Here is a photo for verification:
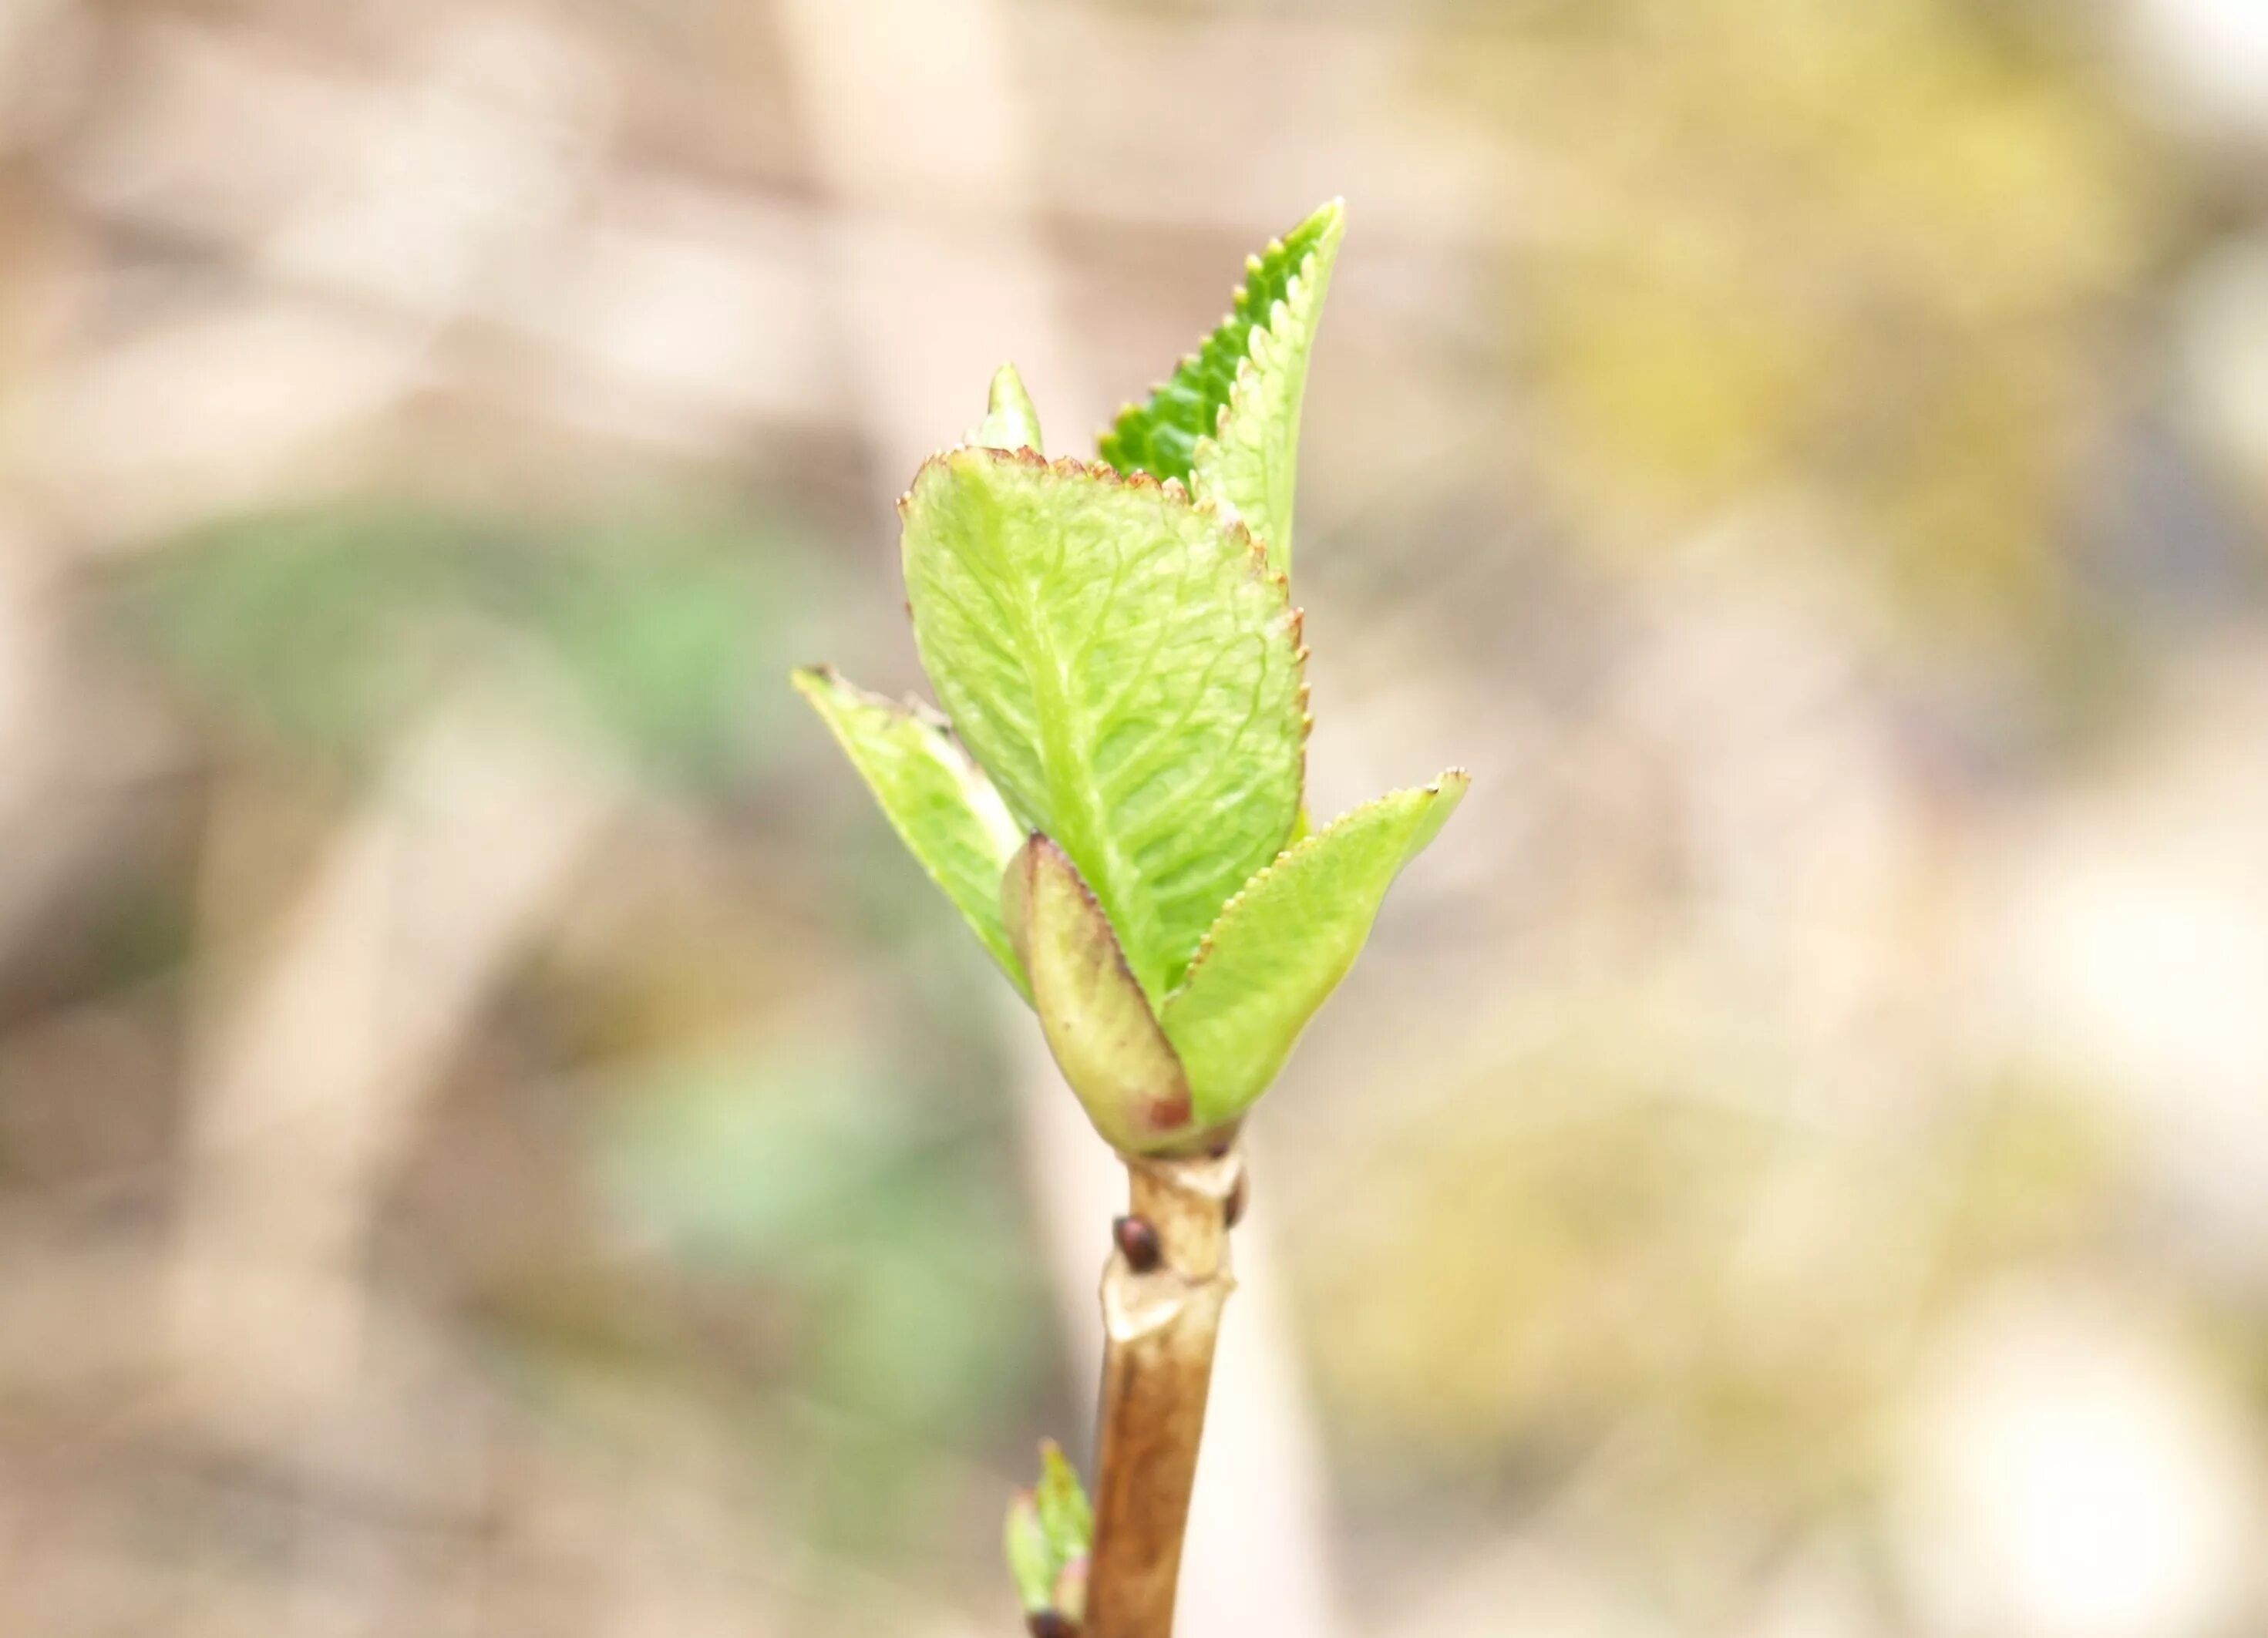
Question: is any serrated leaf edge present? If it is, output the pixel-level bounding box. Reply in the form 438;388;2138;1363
1095;200;1346;477
1169;767;1470;997
1197;220;1343;449
1187;216;1341;564
896;442;1316;765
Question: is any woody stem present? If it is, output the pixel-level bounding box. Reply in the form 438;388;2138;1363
1078;1145;1244;1638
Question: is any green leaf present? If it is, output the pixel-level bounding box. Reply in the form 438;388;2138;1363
1098;200;1345;510
969;362;1045;453
1004;1491;1055;1614
1053;1554;1089;1625
1035;1439;1094;1566
1163;771;1469;1125
1002;833;1195;1152
903;448;1306;1002
1189;205;1342;574
792;665;1028;995
1004;1441;1092;1620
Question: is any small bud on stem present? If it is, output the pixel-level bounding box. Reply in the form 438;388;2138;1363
1112;1215;1163;1272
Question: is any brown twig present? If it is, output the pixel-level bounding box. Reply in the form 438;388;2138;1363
1082;1144;1246;1638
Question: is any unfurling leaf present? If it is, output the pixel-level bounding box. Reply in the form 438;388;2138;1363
791;665;1028;994
1004;833;1195;1152
1165;772;1469;1124
903;447;1306;1004
1190;203;1343;573
1004;1490;1056;1614
1099;200;1344;522
1004;1441;1094;1623
971;362;1045;454
1035;1438;1095;1566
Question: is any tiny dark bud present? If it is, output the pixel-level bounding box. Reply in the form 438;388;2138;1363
1225;1172;1249;1229
1028;1612;1074;1638
1113;1215;1162;1273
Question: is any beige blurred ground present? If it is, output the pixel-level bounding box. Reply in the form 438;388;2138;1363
2;1;2267;1634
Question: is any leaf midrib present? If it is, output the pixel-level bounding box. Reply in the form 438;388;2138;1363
967;463;1166;1002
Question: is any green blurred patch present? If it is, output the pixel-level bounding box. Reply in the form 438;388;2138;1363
110;496;818;790
594;1046;1045;1546
599;1050;909;1264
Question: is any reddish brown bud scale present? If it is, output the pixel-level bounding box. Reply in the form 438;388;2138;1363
1112;1215;1163;1273
1143;1088;1194;1133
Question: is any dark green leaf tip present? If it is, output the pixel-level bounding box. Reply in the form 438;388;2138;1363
1096;200;1348;489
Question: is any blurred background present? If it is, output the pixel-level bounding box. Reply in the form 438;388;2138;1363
2;0;2266;1633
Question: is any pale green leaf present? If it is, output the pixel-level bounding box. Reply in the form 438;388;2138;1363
1164;771;1469;1124
1004;1491;1055;1614
792;665;1028;995
1035;1439;1093;1567
1189;206;1342;573
903;448;1305;1002
1099;200;1344;504
969;362;1044;454
1004;1441;1092;1620
1002;833;1196;1153
1053;1554;1089;1624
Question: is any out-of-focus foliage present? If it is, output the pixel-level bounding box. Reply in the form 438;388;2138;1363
1304;1071;2122;1468
116;499;812;789
1433;0;2167;637
599;1047;1045;1453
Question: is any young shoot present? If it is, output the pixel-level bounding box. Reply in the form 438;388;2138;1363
795;200;1466;1637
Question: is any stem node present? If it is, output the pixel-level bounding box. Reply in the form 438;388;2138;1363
1083;1145;1247;1638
